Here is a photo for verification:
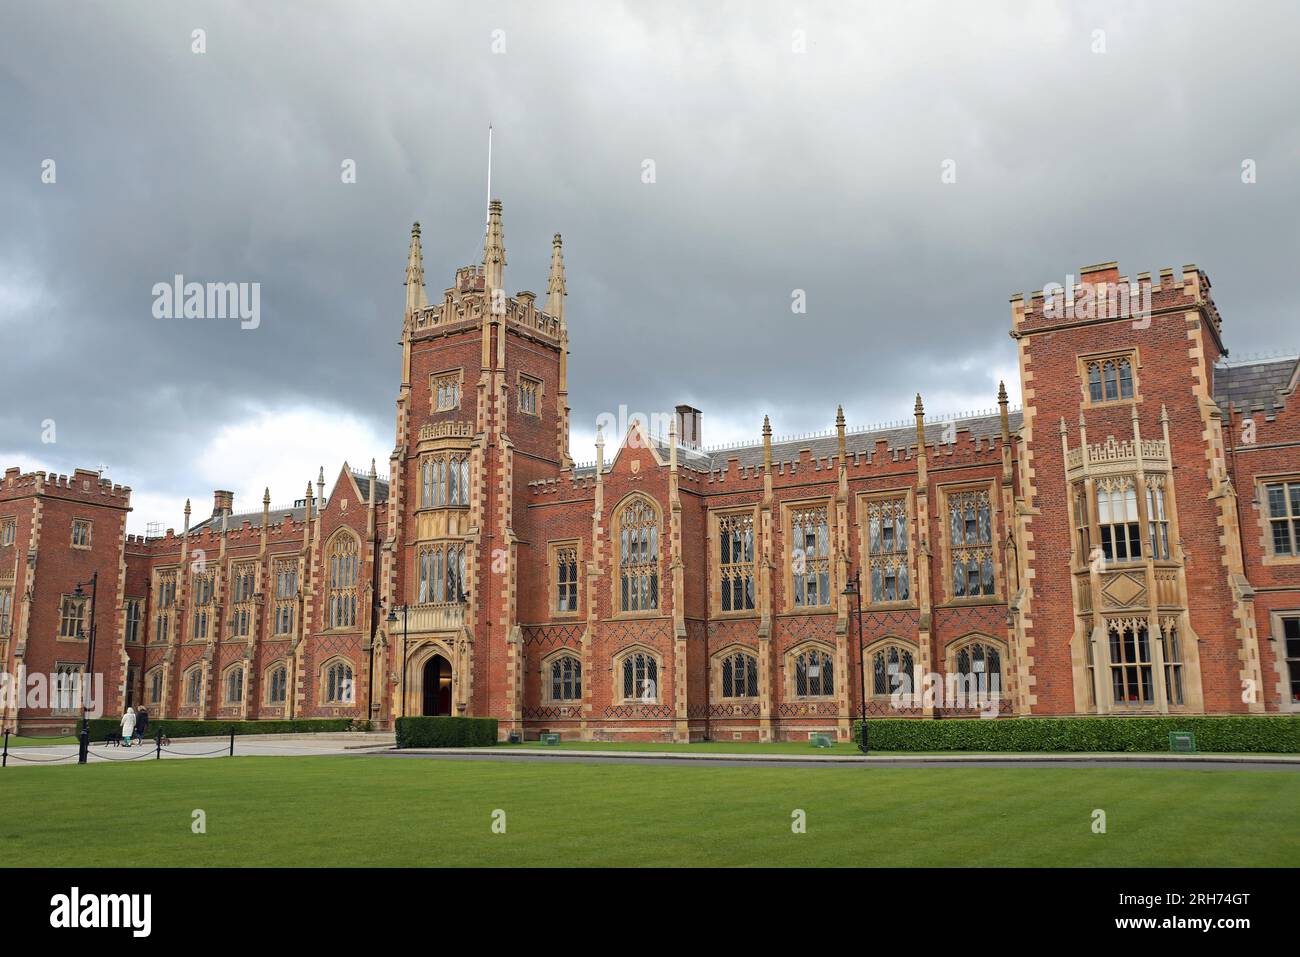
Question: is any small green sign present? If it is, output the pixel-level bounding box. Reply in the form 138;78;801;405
1169;731;1196;754
540;732;561;746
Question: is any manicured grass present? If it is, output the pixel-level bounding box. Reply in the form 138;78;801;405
4;735;79;748
3;756;1297;867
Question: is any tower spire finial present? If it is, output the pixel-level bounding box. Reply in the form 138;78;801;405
546;233;567;322
485;123;493;236
404;222;427;316
836;405;847;465
484;199;506;297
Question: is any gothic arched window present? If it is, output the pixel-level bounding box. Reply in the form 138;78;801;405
324;659;354;705
793;646;835;698
720;650;759;699
619;651;659;703
223;664;244;704
953;638;1004;702
326;533;359;629
548;654;582;702
183;667;202;706
266;663;287;705
870;643;915;698
618;498;659;612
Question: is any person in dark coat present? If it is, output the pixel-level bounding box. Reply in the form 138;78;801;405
135;706;149;744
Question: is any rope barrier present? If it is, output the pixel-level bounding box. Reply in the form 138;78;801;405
2;732;236;765
90;748;161;762
4;752;79;764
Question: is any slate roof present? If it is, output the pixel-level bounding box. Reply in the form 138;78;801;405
1214;357;1299;417
700;410;1019;471
186;469;390;534
570;409;1022;477
351;472;391;504
189;505;308;534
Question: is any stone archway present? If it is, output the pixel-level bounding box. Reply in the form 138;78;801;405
404;640;456;718
422;654;453;716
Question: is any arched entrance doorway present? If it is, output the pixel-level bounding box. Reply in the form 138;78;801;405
422;655;453;716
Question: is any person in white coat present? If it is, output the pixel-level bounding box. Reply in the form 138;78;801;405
120;706;136;747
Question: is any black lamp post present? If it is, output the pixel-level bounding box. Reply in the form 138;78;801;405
842;570;868;754
387;604;409;718
73;573;98;764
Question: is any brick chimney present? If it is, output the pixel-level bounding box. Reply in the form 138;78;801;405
675;405;702;449
212;490;234;516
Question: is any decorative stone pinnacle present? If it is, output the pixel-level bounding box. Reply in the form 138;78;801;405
914;393;924;416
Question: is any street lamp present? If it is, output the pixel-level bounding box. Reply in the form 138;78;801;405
386;604;409;718
842;570;868;754
73;573;98;765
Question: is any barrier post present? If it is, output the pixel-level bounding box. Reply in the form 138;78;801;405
2;729;8;768
229;730;235;757
155;728;162;760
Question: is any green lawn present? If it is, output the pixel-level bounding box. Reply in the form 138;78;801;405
3;755;1297;867
4;735;79;748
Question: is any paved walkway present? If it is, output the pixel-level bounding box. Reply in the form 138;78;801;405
6;735;1296;771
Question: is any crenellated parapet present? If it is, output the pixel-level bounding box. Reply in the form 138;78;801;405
1011;262;1223;351
2;466;132;505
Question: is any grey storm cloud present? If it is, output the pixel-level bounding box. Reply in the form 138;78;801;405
2;0;1298;529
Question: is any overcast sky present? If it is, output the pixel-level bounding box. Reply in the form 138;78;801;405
2;1;1298;533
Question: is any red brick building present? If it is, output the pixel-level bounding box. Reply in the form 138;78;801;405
4;205;1298;738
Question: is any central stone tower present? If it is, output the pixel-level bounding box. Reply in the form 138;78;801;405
383;203;570;731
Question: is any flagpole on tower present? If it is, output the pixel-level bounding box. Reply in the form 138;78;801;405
485;123;493;236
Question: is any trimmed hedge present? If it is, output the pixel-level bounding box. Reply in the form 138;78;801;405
395;716;498;748
86;718;365;740
852;716;1300;753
